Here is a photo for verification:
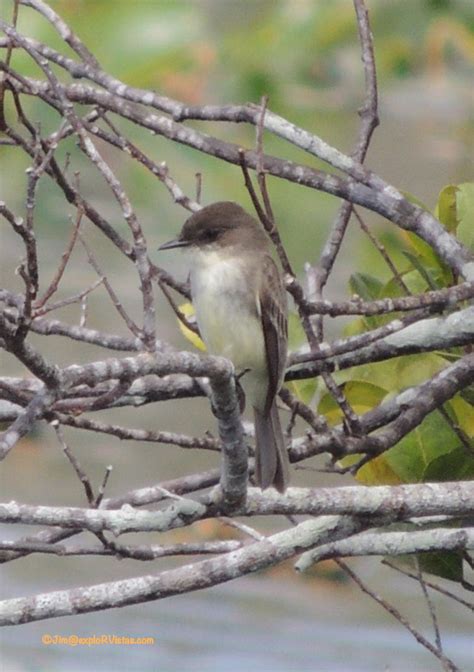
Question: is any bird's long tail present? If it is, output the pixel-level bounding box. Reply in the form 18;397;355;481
254;401;290;492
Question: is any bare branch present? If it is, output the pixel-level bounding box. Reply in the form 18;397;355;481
0;538;242;559
3;68;472;279
0;516;387;625
1;482;472;534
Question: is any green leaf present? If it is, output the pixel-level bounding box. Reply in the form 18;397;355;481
393;551;464;583
384;409;464;483
350;353;445;394
322;380;402;486
393;268;430;295
423;446;474;481
342;358;402;390
460;386;474;407
402;231;441;268
343;316;367;337
379;274;409;299
402;251;438;290
287;379;319;406
288;312;306;350
437;350;463;363
319;380;388;425
348;273;386;331
349;273;383;300
456;182;474;251
418;552;464;583
392;353;446;389
354;454;404;485
400;191;430;211
435;184;459;232
446;396;474;437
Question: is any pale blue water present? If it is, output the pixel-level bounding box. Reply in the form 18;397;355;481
1;568;473;671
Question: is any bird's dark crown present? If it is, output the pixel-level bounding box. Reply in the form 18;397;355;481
179;201;261;247
159;201;268;252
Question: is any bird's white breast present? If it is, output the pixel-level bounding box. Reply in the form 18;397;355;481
190;249;267;407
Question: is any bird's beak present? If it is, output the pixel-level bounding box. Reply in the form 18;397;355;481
158;237;190;250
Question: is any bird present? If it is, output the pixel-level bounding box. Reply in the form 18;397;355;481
159;201;290;492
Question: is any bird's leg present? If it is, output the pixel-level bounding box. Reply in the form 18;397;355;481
209;368;248;417
235;368;251;413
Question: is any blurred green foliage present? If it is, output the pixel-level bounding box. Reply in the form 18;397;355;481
1;0;473;267
17;0;471;105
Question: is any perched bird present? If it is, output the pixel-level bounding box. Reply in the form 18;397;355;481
159;201;290;492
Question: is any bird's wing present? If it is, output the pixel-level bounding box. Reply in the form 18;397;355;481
258;255;288;415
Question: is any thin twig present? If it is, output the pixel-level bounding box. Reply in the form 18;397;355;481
219;517;265;542
195;172;202;204
33;277;104;318
336;559;460;672
382;559;474;613
78;233;142;338
158;279;200;336
52;421;94;504
312;0;380;338
0;0;19;130
353;208;410;294
415;556;443;653
35;205;83;309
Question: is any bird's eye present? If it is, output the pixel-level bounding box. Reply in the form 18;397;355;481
203;228;219;242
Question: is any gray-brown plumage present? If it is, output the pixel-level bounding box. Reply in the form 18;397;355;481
159;201;290;492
